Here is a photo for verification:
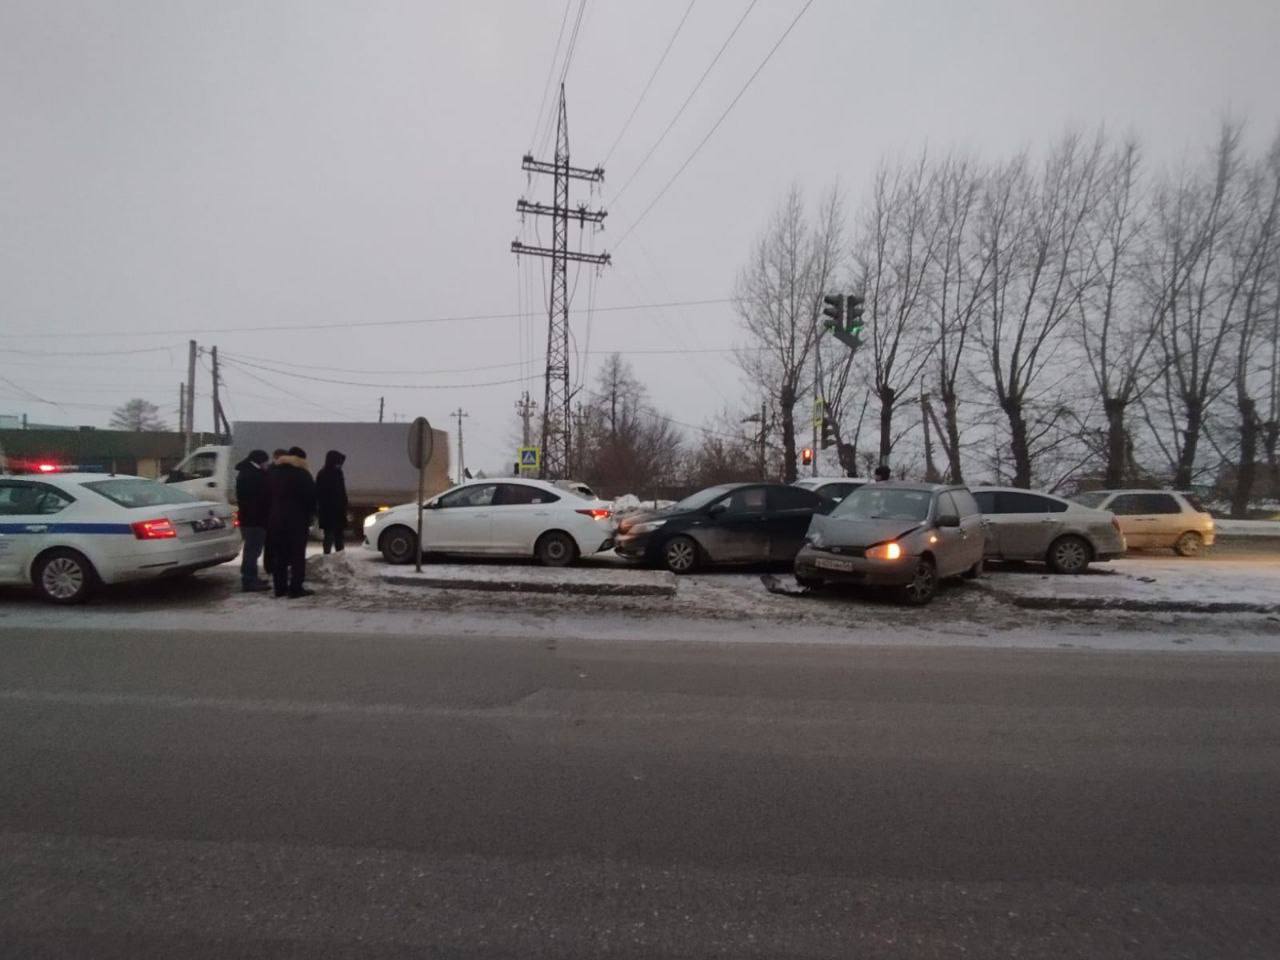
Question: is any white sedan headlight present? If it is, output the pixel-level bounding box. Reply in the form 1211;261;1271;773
629;519;667;535
363;513;382;528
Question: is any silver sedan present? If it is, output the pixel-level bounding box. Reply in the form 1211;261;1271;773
971;486;1126;574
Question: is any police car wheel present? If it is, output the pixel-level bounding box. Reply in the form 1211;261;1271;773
34;548;97;605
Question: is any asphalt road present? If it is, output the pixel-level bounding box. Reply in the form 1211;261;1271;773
2;627;1278;959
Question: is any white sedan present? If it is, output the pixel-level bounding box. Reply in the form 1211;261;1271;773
364;478;614;567
0;473;239;603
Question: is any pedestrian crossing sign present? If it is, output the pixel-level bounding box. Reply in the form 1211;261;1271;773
518;446;540;468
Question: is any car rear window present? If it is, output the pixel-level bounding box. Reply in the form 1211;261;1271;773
81;478;204;509
1181;493;1208;513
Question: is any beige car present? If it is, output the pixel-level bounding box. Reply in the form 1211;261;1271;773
1071;490;1215;556
972;487;1126;574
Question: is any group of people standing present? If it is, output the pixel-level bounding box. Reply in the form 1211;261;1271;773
234;448;349;597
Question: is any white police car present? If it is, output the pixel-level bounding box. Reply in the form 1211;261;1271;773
0;473;239;603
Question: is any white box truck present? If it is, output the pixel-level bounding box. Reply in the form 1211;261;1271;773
164;421;451;530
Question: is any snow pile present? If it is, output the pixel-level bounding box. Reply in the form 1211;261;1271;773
1216;519;1280;537
984;557;1280;613
611;494;675;517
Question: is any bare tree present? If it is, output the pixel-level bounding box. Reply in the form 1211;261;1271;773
572;354;685;493
1145;123;1254;489
735;186;844;482
976;133;1106;488
110;398;168;432
1227;133;1280;515
925;154;990;482
1076;137;1162;488
854;153;945;468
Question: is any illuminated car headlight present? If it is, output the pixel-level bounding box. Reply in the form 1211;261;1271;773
864;541;903;561
629;519;667;535
363;513;381;528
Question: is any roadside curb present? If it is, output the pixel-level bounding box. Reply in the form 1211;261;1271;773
977;582;1280;615
379;568;677;598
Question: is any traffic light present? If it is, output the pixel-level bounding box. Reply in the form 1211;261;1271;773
820;294;844;330
846;294;865;333
820;416;836;450
801;446;814;467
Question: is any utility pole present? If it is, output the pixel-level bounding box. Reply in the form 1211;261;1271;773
511;84;610;480
515;391;536;447
184;340;197;453
178;383;185;440
451;407;469;483
209;346;230;440
378;397;385;424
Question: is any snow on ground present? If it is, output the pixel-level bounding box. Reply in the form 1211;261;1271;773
1217;519;1280;537
983;556;1280;612
3;544;1279;653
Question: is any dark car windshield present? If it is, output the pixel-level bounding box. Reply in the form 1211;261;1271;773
832;486;933;522
672;485;735;513
82;478;204;509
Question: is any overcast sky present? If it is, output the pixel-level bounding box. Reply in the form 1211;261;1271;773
2;0;1278;473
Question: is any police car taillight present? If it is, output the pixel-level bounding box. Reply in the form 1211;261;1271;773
37;463;58;473
132;518;178;540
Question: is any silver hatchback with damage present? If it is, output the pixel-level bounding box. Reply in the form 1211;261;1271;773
793;482;985;605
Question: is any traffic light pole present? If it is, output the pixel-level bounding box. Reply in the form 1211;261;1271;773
811;346;820;477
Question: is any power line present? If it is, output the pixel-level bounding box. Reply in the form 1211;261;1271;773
0;297;734;339
217;359;367;420
529;0;574;149
0;344;181;358
614;0;818;250
219;343;762;379
535;0;589;158
601;0;698;167
610;0;760;207
224;355;536;391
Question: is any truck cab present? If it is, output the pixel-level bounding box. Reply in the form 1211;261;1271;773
165;446;232;503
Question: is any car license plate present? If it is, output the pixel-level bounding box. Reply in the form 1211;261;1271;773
815;557;854;572
191;518;226;532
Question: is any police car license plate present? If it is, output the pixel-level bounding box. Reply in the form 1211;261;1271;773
815;557;853;572
192;518;226;532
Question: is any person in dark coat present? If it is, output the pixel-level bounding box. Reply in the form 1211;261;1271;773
234;449;272;592
267;446;317;598
262;448;288;575
314;450;349;554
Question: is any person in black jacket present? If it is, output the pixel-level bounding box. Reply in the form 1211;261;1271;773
262;448;288;575
267;446;317;598
234;449;272;592
315;450;349;554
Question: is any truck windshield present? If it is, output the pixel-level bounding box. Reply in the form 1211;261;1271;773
82;478;204;509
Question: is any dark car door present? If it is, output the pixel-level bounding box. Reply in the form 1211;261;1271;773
700;485;770;563
766;485;824;561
